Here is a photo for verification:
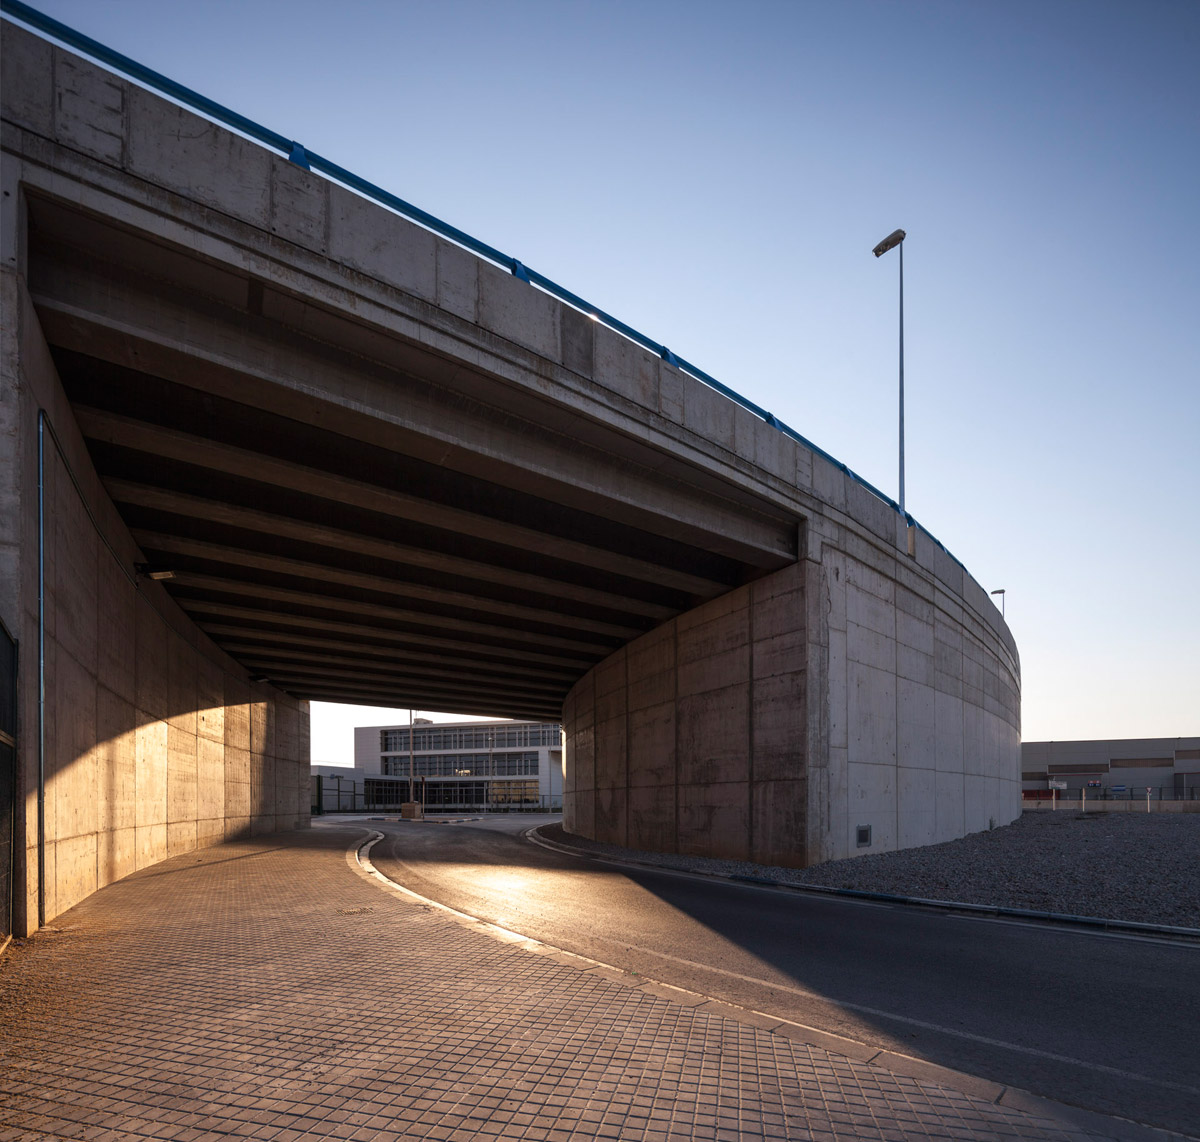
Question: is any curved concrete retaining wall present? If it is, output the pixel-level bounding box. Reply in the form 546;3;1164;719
564;503;1021;866
1;279;310;936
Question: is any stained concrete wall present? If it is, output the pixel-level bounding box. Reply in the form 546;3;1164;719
563;562;809;865
566;510;1021;866
1;219;309;938
813;533;1020;861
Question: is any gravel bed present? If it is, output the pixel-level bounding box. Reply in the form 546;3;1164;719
541;809;1200;929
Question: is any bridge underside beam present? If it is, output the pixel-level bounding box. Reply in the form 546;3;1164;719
24;196;801;715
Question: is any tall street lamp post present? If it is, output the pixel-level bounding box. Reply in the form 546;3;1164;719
873;228;907;513
991;588;1006;619
408;708;416;804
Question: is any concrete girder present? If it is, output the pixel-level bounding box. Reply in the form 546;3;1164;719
274;676;559;724
228;651;565;702
103;479;677;622
182;602;595;672
131;530;649;641
236;649;566;698
24;194;803;552
194;625;580;686
70;405;734;599
167;572;620;658
221;648;569;702
29;263;799;569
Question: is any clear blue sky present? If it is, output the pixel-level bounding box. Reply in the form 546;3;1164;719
12;0;1198;758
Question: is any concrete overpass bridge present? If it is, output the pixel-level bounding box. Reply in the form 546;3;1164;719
0;8;1020;938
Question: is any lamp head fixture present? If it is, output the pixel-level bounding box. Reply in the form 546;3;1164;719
873;229;906;258
135;562;175;581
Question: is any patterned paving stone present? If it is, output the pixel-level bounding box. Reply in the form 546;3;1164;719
1;830;1125;1140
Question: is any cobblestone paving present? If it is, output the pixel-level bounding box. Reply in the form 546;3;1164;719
0;830;1128;1141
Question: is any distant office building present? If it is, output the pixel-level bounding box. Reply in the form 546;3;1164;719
316;719;565;812
1021;737;1200;802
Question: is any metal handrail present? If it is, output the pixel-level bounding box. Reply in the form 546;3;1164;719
2;0;967;572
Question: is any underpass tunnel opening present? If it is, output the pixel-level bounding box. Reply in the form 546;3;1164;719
10;186;800;931
24;192;797;725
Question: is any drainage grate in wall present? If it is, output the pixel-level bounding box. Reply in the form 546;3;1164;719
856;825;872;848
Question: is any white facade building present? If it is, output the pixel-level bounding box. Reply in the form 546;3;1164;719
338;719;564;811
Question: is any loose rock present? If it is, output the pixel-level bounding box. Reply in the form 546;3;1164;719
547;810;1200;929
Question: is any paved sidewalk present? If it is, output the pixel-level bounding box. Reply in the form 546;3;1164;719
0;829;1166;1141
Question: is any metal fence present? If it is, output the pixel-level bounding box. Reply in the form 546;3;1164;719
1023;786;1199;803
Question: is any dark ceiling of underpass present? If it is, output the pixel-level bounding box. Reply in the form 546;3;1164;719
29;197;799;721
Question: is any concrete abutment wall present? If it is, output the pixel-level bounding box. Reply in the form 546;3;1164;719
566;520;1021;866
564;560;810;866
1;260;309;938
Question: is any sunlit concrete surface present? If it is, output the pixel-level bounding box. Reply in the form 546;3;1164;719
1;19;1018;932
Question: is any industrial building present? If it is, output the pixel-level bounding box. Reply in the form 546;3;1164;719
1021;737;1200;804
312;720;563;813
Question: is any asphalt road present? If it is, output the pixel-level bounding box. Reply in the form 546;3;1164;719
365;815;1200;1137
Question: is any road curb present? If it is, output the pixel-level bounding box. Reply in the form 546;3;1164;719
526;827;1200;944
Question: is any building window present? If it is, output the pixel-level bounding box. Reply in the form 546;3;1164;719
382;750;540;778
489;780;540;806
380;723;560;756
365;779;406;807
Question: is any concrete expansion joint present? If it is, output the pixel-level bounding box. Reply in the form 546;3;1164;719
526;827;1200;946
343;830;1182;1142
